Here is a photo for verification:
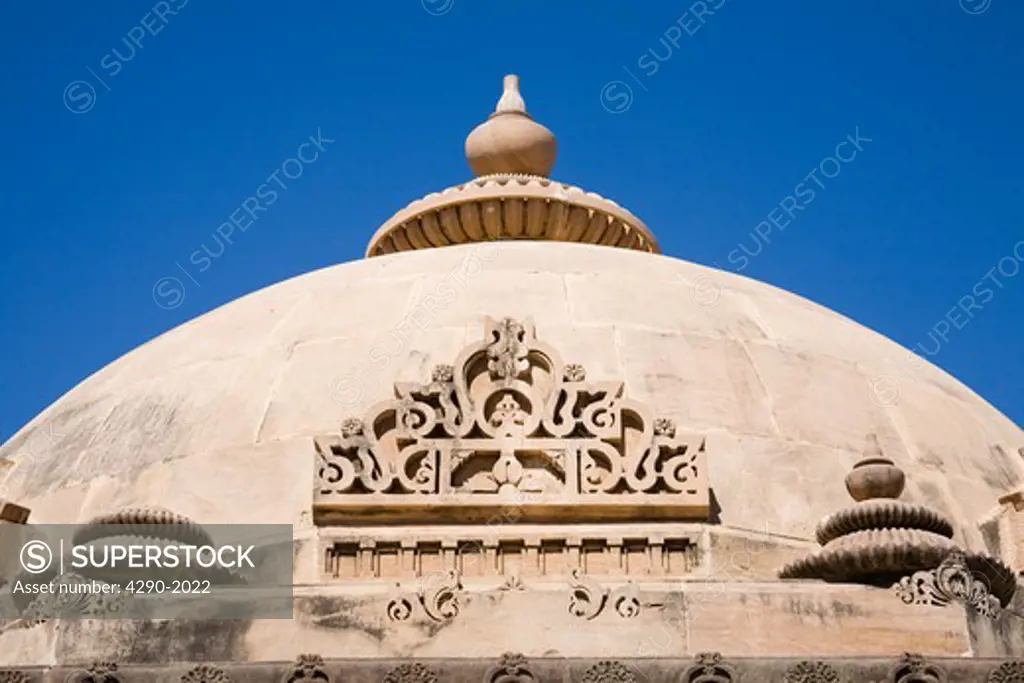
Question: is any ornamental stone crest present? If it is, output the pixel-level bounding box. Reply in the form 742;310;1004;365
681;653;736;683
894;550;1003;617
283;654;330;682
314;317;709;525
889;653;946;683
484;653;536;683
73;662;120;683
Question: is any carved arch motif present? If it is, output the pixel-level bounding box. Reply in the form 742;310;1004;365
681;653;736;683
283;654;330;682
889;653;946;683
314;317;709;524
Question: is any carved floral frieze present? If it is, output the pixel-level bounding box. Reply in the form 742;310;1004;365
314;317;709;524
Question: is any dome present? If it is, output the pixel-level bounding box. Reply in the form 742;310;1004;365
1;240;1020;550
1;74;1023;671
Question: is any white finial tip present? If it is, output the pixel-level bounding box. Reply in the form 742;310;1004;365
495;74;527;115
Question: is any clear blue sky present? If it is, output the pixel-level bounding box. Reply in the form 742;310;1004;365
0;0;1021;442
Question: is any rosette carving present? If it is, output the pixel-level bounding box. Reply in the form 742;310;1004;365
581;661;638;683
383;663;437;683
181;665;230;683
989;661;1024;683
314;316;709;525
783;661;841;683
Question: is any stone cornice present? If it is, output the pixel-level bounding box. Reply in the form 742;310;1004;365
12;654;1024;683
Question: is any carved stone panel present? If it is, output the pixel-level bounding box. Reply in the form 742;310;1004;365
314;317;709;525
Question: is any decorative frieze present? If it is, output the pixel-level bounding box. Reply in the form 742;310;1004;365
321;530;698;581
12;657;1024;682
314;317;709;525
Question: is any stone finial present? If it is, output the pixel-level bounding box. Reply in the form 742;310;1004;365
465;74;557;177
844;433;906;501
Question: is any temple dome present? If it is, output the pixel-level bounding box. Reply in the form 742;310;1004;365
1;241;1020;552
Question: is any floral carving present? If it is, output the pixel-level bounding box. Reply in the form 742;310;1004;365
989;661;1024;683
432;364;454;383
888;653;946;683
314;317;709;525
653;418;676;438
894;550;1002;617
181;665;230;683
564;364;586;382
783;661;840;683
0;672;30;683
681;652;736;683
581;661;638;683
383;663;438;683
484;653;536;683
340;418;363;438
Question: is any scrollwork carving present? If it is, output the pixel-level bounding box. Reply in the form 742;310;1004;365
681;652;736;683
283;654;329;682
893;550;1002;617
313;317;710;525
419;569;462;621
386;570;463;622
568;568;608;620
610;583;641;619
0;672;30;683
783;661;841;683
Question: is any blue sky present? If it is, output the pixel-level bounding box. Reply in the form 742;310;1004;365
0;0;1021;442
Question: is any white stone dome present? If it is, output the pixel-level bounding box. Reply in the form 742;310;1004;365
1;241;1020;551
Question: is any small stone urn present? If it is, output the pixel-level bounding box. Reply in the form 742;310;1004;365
844;434;906;501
